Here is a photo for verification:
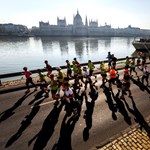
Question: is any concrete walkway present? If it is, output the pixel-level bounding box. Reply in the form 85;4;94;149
1;62;150;150
91;115;150;150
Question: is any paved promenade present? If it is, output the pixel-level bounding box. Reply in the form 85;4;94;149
91;116;150;150
0;61;150;150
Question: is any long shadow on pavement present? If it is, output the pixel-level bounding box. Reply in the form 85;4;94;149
5;97;46;148
111;90;132;125
51;89;87;149
123;96;150;137
131;76;150;94
83;84;98;141
101;85;117;120
28;90;45;105
0;91;34;123
73;89;85;117
52;113;79;150
28;101;64;150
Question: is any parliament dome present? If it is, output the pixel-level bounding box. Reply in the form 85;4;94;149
74;10;83;26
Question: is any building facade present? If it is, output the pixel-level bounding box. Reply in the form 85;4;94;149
0;23;29;36
31;10;149;37
0;11;150;37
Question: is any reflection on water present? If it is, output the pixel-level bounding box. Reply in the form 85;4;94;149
59;41;69;55
41;37;55;53
0;36;29;43
0;36;136;74
40;37;112;57
0;36;30;52
89;39;98;52
74;40;84;57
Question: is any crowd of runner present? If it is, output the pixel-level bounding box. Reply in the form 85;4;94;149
22;52;149;116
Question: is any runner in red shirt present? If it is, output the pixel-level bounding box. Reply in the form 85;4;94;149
23;67;37;94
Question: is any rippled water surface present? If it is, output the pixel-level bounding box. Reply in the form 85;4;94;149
0;36;136;74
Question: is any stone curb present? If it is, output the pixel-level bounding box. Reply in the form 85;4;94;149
90;115;150;150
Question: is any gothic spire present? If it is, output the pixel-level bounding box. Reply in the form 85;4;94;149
85;16;88;27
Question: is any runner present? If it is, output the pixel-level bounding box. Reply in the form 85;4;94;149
62;77;70;91
63;82;79;116
73;57;80;65
141;64;149;86
130;57;138;77
37;69;49;97
88;60;95;76
106;51;112;71
83;67;93;91
108;66;117;90
111;54;117;69
72;70;82;100
56;67;64;95
23;67;37;94
77;64;85;84
72;60;78;77
136;52;141;69
141;55;147;71
125;56;130;69
49;74;59;102
44;60;52;77
66;60;72;78
100;62;108;86
120;67;132;99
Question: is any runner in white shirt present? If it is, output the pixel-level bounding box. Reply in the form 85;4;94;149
63;82;78;116
141;65;149;86
64;86;74;103
83;67;92;90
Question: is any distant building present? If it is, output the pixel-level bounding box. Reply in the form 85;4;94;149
89;20;98;27
0;10;150;37
73;10;83;26
32;10;149;37
57;17;66;27
0;23;29;36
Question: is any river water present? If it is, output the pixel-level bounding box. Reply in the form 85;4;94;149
0;36;136;75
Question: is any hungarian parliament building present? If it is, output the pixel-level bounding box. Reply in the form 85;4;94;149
0;11;150;37
31;10;150;37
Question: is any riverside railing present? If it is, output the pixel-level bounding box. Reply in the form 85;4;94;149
0;57;128;79
1;56;149;83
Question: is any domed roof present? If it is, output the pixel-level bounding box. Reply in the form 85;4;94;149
74;10;82;21
74;10;83;26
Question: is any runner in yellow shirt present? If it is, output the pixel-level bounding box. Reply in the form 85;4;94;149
88;60;95;76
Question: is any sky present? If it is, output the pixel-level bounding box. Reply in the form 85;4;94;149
0;0;150;29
